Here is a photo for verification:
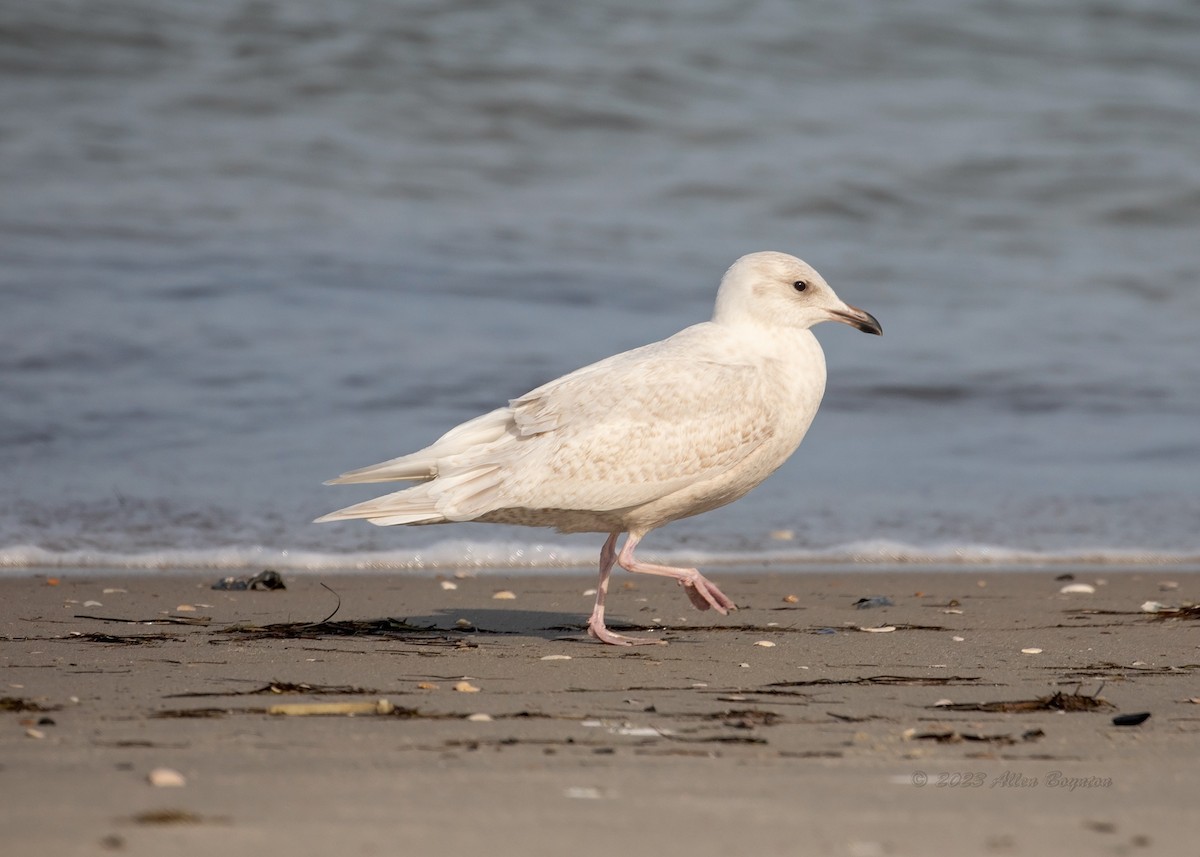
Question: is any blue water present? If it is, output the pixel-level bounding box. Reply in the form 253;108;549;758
3;0;1199;571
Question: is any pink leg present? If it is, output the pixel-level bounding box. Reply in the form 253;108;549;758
617;533;736;614
587;532;666;646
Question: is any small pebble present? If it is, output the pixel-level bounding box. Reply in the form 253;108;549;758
102;588;127;594
1059;583;1095;594
1141;601;1170;613
455;618;473;628
492;590;517;600
453;681;481;693
564;787;603;800
466;713;493;722
82;600;102;607
739;663;750;668
540;654;572;661
782;594;799;604
147;767;187;788
952;636;965;642
416;682;439;690
859;626;896;633
582;588;597;597
932;699;953;707
25;728;46;739
175;604;196;612
440;580;458;590
1112;712;1151;727
1021;648;1043;654
754;640;776;648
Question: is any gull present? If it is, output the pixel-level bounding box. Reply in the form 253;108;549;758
316;251;881;645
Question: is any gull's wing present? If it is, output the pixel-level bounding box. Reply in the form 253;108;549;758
316;326;778;524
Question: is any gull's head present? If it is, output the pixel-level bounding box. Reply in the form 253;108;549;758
712;251;882;335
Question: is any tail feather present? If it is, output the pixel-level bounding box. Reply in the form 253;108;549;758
314;464;507;526
312;487;443;525
324;408;513;485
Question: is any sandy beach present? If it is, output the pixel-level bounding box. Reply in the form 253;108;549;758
2;567;1197;856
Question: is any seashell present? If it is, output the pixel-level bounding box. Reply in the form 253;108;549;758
148;767;186;788
1059;583;1095;594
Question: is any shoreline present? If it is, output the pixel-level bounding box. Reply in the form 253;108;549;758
3;568;1197;855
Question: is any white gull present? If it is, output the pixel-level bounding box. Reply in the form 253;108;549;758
316;251;881;645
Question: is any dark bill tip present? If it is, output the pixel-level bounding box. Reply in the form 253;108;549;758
831;304;882;336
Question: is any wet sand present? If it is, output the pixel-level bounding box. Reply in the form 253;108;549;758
2;568;1198;856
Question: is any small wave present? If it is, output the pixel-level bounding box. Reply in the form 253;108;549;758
2;539;1197;574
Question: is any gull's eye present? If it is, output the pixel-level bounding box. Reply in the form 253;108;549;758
792;280;808;292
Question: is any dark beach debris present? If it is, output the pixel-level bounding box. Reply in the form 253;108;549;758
1;696;62;713
68;631;187;645
912;728;1046;745
766;674;984;689
1144;604;1200;621
216;617;492;644
153;707;249;719
778;749;845;759
1112;712;1151;726
1065;604;1200;621
705;709;782;728
211;569;286;591
826;711;887;723
933;686;1113;713
164;681;382;699
129;809;229;826
1051;661;1199;679
74;614;211;626
669;734;768;745
854;596;894;609
152;704;573;721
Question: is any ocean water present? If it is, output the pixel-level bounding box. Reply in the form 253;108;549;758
2;0;1199;572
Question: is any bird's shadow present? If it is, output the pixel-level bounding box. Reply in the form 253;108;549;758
406;608;671;640
219;608;638;643
411;608;590;639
